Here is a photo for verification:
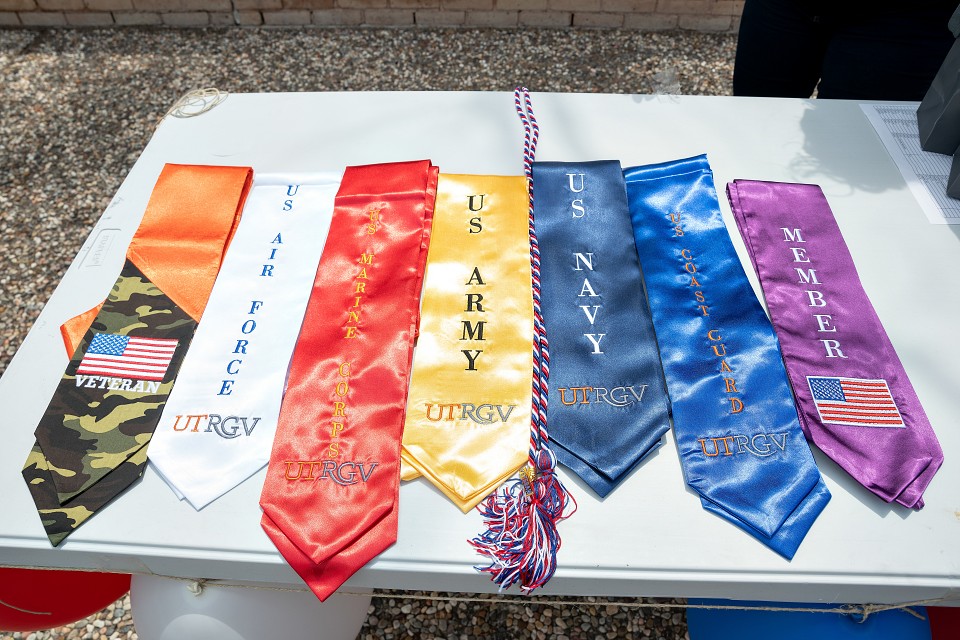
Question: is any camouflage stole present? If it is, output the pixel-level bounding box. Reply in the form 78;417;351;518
23;163;252;546
24;261;196;545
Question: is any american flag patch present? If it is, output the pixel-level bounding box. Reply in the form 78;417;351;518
807;376;905;428
76;333;179;381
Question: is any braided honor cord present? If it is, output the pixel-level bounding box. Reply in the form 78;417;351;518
470;87;577;593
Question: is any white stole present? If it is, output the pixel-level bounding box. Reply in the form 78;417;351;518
148;173;340;509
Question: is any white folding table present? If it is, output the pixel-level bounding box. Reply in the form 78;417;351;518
1;92;957;636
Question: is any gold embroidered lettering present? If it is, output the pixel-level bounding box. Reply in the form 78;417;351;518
284;461;304;480
366;206;382;235
325;362;351;459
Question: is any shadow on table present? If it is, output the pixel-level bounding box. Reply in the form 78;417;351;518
793;102;902;195
796;101;960;243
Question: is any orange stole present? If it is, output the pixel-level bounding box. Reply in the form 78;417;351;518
60;164;252;354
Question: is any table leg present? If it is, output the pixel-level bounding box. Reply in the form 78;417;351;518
130;574;371;640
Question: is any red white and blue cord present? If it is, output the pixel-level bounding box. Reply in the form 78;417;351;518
470;87;577;593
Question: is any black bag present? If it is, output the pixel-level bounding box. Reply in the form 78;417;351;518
948;145;960;199
918;37;960;155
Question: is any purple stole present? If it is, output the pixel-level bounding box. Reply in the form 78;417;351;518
727;180;943;509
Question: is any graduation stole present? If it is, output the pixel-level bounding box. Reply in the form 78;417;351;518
23;164;253;545
147;174;340;510
532;160;671;497
259;160;438;602
400;173;533;512
624;155;830;560
726;179;943;509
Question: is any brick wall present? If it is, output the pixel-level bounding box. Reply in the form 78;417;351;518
0;0;743;30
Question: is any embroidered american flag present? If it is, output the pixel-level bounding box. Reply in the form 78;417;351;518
76;333;179;381
807;376;904;428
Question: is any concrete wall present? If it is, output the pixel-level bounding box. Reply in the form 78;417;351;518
0;0;744;31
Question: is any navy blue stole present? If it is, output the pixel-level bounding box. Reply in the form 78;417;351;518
623;155;830;559
533;160;671;497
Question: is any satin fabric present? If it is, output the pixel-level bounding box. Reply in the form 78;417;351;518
624;155;829;559
533;161;671;497
400;174;533;512
726;179;943;509
259;160;438;602
58;165;253;353
148;174;341;509
24;164;252;545
60;304;100;356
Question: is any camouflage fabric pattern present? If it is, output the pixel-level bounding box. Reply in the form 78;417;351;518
23;259;197;546
23;442;146;546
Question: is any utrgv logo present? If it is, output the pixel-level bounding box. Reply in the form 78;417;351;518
423;403;517;424
697;432;789;458
283;460;378;486
171;414;260;439
558;385;648;407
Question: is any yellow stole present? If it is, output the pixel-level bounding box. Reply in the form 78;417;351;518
401;174;532;511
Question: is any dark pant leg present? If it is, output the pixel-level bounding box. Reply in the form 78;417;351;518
817;1;957;100
733;0;831;98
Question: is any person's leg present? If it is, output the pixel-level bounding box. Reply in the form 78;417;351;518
816;0;956;100
733;0;831;98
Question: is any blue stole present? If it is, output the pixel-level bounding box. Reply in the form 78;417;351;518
533;160;671;497
623;155;830;559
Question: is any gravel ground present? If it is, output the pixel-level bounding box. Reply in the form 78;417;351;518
0;26;736;640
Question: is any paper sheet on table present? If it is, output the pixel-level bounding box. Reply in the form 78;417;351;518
861;103;960;225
